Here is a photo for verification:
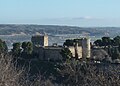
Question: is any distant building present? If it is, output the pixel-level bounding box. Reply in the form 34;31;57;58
31;34;48;47
67;38;91;59
32;34;62;61
31;34;91;61
33;46;63;61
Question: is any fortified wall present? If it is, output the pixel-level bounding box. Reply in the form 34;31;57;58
31;34;91;61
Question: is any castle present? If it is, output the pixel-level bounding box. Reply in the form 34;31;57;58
31;34;91;61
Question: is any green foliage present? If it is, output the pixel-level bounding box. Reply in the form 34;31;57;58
102;37;112;46
63;39;74;46
22;42;33;54
12;42;22;56
11;41;33;58
94;39;103;46
118;44;120;52
107;45;113;57
114;36;120;46
26;42;33;54
60;48;72;61
63;39;82;47
0;39;8;53
94;36;120;61
22;42;28;51
112;48;120;60
94;36;120;47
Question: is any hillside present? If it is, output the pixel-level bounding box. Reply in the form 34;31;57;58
0;24;120;37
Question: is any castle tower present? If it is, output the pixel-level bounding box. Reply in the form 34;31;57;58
82;38;91;59
31;34;48;47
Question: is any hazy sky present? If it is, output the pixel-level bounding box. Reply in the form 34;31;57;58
0;0;120;27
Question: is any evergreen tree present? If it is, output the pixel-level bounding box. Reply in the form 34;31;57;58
26;42;33;54
60;48;72;61
102;37;111;47
118;44;120;52
107;45;112;57
12;42;21;56
22;42;33;54
112;48;120;60
21;42;33;59
0;39;8;53
94;39;103;46
113;36;120;46
22;42;28;53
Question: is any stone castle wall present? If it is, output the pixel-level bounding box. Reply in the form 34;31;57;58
44;48;63;61
68;46;82;59
32;35;91;60
34;46;62;61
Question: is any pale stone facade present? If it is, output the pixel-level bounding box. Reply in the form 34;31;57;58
82;38;91;58
68;46;82;59
31;35;91;61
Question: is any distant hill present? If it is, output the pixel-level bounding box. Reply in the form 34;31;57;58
0;24;120;37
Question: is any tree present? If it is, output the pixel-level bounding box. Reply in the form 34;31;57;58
22;42;33;54
94;39;103;46
63;39;82;47
21;42;33;59
112;48;120;60
22;42;28;52
118;44;120;52
60;48;72;61
12;42;21;56
102;37;111;47
107;45;113;57
63;39;74;46
113;36;120;46
26;42;33;54
0;39;8;53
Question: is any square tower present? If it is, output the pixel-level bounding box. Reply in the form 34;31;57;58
31;34;48;47
82;38;91;59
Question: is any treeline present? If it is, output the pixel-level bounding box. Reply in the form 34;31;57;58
0;39;38;60
94;36;120;47
11;42;33;58
94;36;120;62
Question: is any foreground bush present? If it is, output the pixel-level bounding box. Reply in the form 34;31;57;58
0;53;24;86
0;53;54;86
0;53;120;86
57;60;120;86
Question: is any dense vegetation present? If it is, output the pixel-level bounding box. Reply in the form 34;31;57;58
94;36;120;47
0;39;8;53
0;37;120;86
94;36;120;62
63;39;83;46
11;42;33;58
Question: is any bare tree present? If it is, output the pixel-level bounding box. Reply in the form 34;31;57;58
57;60;120;86
0;53;54;86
